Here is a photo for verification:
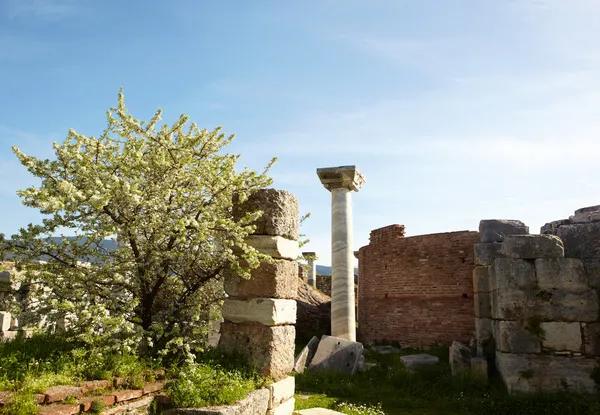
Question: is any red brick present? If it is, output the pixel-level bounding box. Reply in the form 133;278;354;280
38;403;80;415
142;381;166;395
80;380;111;393
357;228;479;347
80;395;116;411
44;386;83;404
113;389;143;402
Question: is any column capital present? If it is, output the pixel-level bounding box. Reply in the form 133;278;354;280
302;252;317;259
317;165;365;192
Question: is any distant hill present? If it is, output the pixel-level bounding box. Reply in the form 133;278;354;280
316;265;358;276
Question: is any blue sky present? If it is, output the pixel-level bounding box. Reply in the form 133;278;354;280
1;0;599;266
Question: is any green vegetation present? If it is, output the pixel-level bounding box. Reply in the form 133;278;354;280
294;348;600;415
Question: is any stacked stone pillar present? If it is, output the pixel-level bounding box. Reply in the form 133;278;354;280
474;213;600;394
219;189;299;414
317;165;365;342
302;252;317;288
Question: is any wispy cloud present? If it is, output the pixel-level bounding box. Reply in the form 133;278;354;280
5;0;83;21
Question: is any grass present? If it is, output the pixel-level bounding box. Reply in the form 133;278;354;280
294;347;600;415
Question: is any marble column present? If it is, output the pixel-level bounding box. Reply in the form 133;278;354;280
302;252;317;288
317;166;365;341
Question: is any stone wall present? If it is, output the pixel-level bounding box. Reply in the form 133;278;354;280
357;225;479;347
219;189;298;414
315;275;331;296
475;211;600;394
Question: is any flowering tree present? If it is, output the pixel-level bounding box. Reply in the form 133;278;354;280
0;90;274;358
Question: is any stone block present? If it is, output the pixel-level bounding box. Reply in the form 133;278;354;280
222;298;296;326
495;351;598;394
246;235;299;260
473;267;491;293
492;259;536;291
479;219;529;243
500;235;564;259
475;318;493;344
540;322;582;352
113;389;143;402
541;219;572;235
224;259;298;299
308;335;364;375
474;291;491;318
583;259;600;289
38;404;80;415
236;388;270;415
450;341;473;376
233;189;299;240
492;289;537;320
470;357;488;382
557;222;600;259
536;289;599;322
399;354;440;371
535;258;588;292
219;322;295;381
572;205;600;223
267;397;295;415
294;336;320;373
268;376;295;409
295;410;345;415
0;312;10;332
474;243;504;266
583;322;600;356
496;320;541;353
371;345;402;354
44;386;83;403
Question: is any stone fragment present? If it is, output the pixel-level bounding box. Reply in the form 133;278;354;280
449;341;473;375
38;404;80;415
572;205;600;223
470;357;488;382
540;322;582;352
479;219;529;243
472;267;491;293
308;335;364;375
496;320;541;354
236;388;270;415
371;345;402;354
219;322;295;381
44;386;83;403
500;235;564;259
0;312;10;332
79;379;112;393
492;258;536;291
233;189;299;240
399;354;440;371
266;397;295;415
222;298;296;326
113;389;143;402
583;322;600;356
536;289;599;322
495;351;598;394
541;219;572;235
535;258;588;292
245;235;299;260
294;336;320;373
474;291;491;318
224;259;298;299
474;243;504;266
142;381;166;394
557;222;600;259
268;376;294;409
80;395;116;411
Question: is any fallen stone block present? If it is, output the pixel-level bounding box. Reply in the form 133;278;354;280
495;320;541;354
540;322;582;352
222;298;297;326
219;322;295;381
370;345;402;354
294;336;320;373
399;354;440;371
224;259;298;299
535;258;588;292
38;403;80;415
246;235;299;260
479;219;529;243
233;189;299;240
499;235;564;259
450;341;473;376
267;397;294;415
80;395;116;411
44;385;83;404
583;322;600;356
236;388;270;415
470;357;488;382
474;243;504;266
308;335;364;375
113;389;144;402
557;222;600;259
268;376;295;409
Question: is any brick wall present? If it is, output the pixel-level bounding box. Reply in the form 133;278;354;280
357;225;479;347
